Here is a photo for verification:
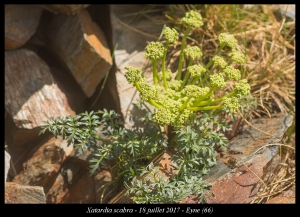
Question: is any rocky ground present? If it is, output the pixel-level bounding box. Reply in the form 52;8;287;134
5;4;295;204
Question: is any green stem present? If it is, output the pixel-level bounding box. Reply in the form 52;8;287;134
193;99;217;107
109;116;116;129
180;59;194;89
135;82;163;109
148;98;163;109
152;60;159;85
141;101;152;113
181;71;190;88
204;44;225;70
197;44;226;88
177;152;189;178
193;90;236;107
141;101;163;133
212;107;224;115
94;135;107;142
176;25;191;80
189;76;200;85
187;58;193;67
227;59;233;66
198;65;217;87
162;42;169;89
193;87;217;106
134;81;142;92
179;97;191;112
188;105;223;111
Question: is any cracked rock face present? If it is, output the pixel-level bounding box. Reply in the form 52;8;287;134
203;113;293;204
12;136;66;187
5;182;46;204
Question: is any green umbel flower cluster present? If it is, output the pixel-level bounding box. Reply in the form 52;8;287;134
187;64;206;78
152;100;194;126
210;73;226;88
223;66;241;81
145;42;165;60
163;27;179;44
124;10;251;128
223;97;240;113
229;50;245;64
212;55;228;68
181;10;204;28
182;85;210;98
218;33;238;49
124;66;143;84
184;45;203;60
234;79;251;98
158;69;172;81
169;80;182;91
139;82;160;101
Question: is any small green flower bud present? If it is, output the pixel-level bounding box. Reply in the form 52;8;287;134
165;88;181;99
158;69;173;81
229;50;245;64
175;108;194;126
181;10;204;28
187;64;206;78
223;97;240;114
212;55;228;68
145;41;165;60
163;97;181;112
169;80;182;91
139;82;159;101
153;108;173;126
222;66;241;81
124;66;143;84
218;33;237;49
182;85;210;98
163;27;179;44
234;79;251;97
210;73;226;88
184;45;203;60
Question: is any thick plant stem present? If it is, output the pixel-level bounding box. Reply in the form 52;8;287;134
180;59;194;89
193;87;217;106
179;97;191;112
188;105;223;111
162;42;169;89
134;82;163;108
148;98;163;109
167;125;176;147
204;44;225;70
181;71;190;88
195;91;236;107
177;151;189;178
152;60;159;85
176;25;191;80
189;76;200;85
134;81;142;92
196;45;225;87
198;65;217;87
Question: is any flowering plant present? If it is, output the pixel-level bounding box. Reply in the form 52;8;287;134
122;11;252;203
40;9;252;204
124;10;250;128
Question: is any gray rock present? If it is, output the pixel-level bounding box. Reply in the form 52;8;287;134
204;113;293;203
5;182;46;204
274;4;295;20
110;5;164;128
5;150;11;182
